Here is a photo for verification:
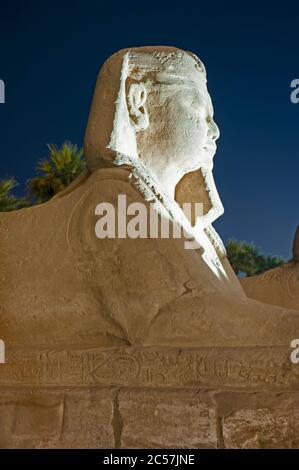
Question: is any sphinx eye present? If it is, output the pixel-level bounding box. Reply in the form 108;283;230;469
188;99;201;111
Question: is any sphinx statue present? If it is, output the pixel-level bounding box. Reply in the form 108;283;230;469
242;226;299;310
1;46;299;450
0;46;299;351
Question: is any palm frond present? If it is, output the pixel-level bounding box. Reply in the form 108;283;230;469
27;141;86;203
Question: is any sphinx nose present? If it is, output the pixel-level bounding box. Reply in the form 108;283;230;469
209;119;220;141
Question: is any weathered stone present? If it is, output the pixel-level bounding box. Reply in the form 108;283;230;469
60;388;115;448
0;389;64;448
219;393;299;449
0;388;115;449
118;388;217;448
241;227;299;310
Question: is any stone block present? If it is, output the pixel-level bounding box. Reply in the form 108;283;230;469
119;388;217;448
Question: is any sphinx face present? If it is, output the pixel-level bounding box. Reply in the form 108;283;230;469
159;83;220;173
135;72;220;183
84;46;220;179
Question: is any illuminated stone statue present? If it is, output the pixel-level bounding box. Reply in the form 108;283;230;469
0;46;298;349
1;46;299;450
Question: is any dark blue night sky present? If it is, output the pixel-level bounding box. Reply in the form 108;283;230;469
0;0;298;258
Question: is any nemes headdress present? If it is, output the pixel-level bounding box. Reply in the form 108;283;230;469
84;46;206;170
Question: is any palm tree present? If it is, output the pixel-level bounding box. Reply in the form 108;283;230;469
0;178;28;212
27;141;86;203
226;239;284;276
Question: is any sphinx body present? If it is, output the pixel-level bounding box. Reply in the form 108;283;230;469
241;227;299;310
1;162;299;350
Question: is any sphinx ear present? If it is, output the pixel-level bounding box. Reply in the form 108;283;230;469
127;83;149;131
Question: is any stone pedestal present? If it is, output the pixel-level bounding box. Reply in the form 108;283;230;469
1;346;299;448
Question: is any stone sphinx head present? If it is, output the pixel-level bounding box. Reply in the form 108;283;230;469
84;46;223;231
